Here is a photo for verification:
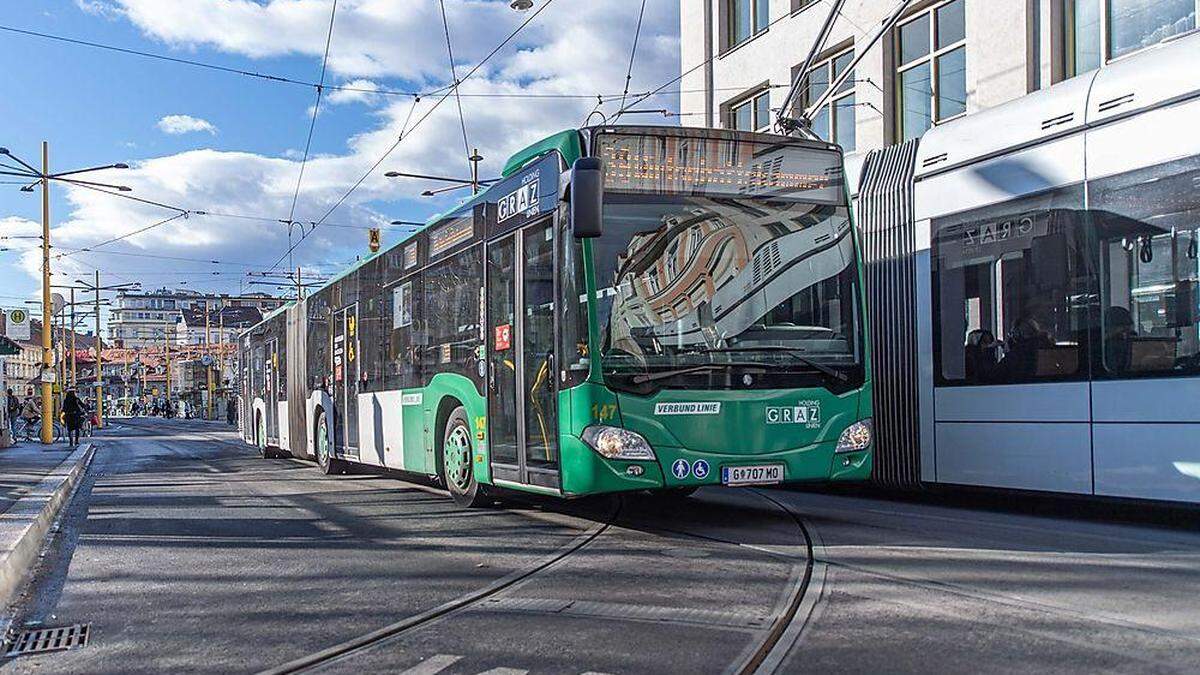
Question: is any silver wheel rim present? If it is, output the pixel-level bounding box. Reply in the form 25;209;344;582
445;424;473;492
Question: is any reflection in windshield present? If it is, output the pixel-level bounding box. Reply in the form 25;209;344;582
592;194;860;386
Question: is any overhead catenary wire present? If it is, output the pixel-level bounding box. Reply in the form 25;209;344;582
613;0;649;123
54;212;189;259
617;8;807;118
0;22;694;103
0;24;783;108
286;0;340;276
264;0;558;273
438;0;473;172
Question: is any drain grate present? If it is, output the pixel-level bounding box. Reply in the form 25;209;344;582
6;624;90;657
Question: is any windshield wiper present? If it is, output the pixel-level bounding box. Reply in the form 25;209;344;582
702;347;849;383
629;362;771;385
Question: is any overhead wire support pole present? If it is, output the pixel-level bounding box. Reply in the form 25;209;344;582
94;270;103;428
40;142;53;444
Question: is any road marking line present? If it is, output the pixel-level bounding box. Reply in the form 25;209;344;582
398;654;461;675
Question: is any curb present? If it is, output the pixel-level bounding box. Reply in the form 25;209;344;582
0;442;96;612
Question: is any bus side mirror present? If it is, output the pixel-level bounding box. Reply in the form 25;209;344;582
570;157;604;239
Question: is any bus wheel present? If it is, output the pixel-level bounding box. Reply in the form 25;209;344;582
651;486;699;499
443;407;487;508
315;415;344;475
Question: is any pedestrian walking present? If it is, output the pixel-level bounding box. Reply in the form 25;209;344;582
5;388;18;438
63;389;86;446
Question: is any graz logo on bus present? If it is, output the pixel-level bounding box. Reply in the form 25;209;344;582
497;173;539;223
766;400;821;429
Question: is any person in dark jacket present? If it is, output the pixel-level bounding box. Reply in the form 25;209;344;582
62;390;86;446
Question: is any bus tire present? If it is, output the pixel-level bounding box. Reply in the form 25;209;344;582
651;486;698;499
315;414;345;475
442;406;488;508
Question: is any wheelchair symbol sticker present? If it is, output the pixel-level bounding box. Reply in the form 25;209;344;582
692;459;710;480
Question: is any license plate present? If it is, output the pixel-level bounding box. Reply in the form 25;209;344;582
721;464;784;486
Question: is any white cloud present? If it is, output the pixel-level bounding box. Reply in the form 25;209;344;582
325;79;381;106
157;114;218;135
5;1;681;295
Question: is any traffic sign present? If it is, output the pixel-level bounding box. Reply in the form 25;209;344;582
4;308;30;341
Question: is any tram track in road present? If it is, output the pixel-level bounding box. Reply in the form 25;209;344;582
165;423;826;674
729;489;821;675
256;498;621;675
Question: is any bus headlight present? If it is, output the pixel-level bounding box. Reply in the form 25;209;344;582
835;418;872;453
581;425;656;461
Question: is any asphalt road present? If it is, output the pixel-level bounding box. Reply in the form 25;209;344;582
2;417;1198;674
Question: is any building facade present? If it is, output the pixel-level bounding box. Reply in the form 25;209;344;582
175;306;264;346
680;0;1197;160
109;289;283;348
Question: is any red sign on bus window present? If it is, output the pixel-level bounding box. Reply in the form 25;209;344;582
494;324;512;351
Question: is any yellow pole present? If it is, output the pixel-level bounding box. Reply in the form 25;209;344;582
94;270;103;428
219;310;224;420
40;141;53;445
164;332;171;415
205;300;213;420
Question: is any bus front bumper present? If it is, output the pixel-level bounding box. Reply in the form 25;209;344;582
559;435;872;496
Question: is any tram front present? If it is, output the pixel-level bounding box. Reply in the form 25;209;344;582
560;126;873;495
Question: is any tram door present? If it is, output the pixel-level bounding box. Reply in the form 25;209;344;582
331;304;361;458
486;218;560;489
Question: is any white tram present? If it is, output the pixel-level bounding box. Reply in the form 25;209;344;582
859;31;1200;504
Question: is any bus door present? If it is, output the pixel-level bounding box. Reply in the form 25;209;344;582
331;304;361;458
266;338;279;441
486;218;560;489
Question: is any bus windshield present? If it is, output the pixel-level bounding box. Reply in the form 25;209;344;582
592;132;862;391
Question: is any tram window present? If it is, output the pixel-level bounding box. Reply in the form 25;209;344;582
932;186;1092;386
1092;155;1200;378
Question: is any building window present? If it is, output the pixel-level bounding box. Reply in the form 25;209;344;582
1063;0;1196;78
728;89;771;131
896;0;967;141
727;0;769;49
799;48;856;152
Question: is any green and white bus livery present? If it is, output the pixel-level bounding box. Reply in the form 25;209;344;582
239;125;873;506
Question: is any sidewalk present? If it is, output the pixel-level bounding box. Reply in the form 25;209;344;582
0;442;77;516
0;440;97;618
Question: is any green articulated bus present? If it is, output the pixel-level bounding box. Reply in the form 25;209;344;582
239;125;874;506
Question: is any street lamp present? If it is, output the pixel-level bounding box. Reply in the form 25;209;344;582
510;0;534;10
2;142;130;443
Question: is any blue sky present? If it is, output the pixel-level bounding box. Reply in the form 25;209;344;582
0;0;679;323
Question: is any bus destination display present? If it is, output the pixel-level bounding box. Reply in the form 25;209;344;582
598;133;843;202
